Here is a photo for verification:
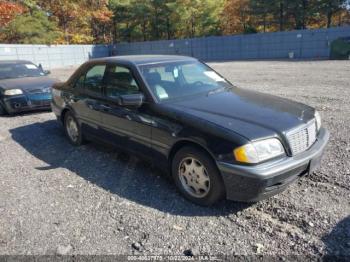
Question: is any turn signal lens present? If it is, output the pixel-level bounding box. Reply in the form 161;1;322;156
315;111;322;131
234;144;259;163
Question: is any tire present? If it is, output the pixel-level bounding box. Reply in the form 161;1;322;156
63;111;84;146
172;146;225;206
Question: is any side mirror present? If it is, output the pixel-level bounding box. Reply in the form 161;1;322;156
44;70;51;75
118;93;145;107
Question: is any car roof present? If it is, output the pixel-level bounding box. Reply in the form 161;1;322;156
90;55;197;66
0;60;33;65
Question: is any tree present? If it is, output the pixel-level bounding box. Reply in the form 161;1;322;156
109;0;137;42
89;0;113;43
132;1;152;41
0;1;24;27
146;0;179;40
3;10;61;44
36;0;81;43
32;0;111;44
318;0;348;28
1;0;350;44
222;0;254;34
249;0;275;32
286;0;316;30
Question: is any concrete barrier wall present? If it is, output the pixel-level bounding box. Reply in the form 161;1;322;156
115;26;350;61
0;44;110;69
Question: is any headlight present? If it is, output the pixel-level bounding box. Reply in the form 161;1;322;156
234;138;285;164
4;89;23;96
315;111;322;131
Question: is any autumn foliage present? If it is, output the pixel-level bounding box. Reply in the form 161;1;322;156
222;0;252;34
0;1;24;27
223;0;350;34
0;0;113;44
36;0;113;44
0;0;349;44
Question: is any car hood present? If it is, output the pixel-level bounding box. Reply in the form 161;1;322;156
164;88;315;141
0;76;58;91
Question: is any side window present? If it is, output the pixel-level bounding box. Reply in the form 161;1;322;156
104;65;140;98
84;65;106;93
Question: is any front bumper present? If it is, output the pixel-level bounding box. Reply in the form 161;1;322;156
218;128;330;202
2;93;52;114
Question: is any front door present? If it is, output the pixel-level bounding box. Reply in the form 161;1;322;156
99;64;153;157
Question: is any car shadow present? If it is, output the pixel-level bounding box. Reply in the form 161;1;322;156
0;109;51;118
322;216;350;261
9;120;251;216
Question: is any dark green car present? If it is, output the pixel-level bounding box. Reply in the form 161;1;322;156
0;60;57;115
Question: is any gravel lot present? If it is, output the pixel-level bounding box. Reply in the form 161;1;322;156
0;60;349;259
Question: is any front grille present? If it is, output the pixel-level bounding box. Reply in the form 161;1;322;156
287;120;317;155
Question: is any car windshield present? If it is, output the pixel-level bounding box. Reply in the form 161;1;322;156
139;61;232;101
0;63;45;80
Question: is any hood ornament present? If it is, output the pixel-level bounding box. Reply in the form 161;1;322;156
299;110;305;121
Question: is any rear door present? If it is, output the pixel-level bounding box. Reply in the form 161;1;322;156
69;64;107;137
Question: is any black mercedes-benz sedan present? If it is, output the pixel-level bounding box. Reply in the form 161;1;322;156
51;55;329;206
0;60;57;115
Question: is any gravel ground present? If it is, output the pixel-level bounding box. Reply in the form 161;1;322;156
0;60;349;259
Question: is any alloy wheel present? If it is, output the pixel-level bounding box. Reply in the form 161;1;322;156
178;157;211;198
66;116;79;143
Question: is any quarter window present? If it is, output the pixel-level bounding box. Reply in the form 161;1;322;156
104;65;140;98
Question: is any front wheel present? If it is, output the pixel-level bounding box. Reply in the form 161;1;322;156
64;111;84;146
172;146;225;206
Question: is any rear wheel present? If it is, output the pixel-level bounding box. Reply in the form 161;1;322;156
172;146;225;206
64;111;84;146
